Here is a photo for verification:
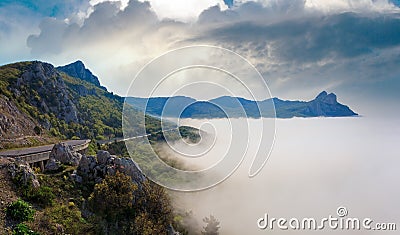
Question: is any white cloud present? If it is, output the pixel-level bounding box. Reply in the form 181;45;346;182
89;0;228;22
140;0;228;22
2;0;399;102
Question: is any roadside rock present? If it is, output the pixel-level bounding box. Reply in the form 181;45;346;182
45;143;82;172
45;158;60;172
7;159;40;188
76;151;145;185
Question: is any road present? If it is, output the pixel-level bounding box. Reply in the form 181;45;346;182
0;140;90;157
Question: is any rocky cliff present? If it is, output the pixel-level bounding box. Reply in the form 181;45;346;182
0;61;124;143
57;60;102;88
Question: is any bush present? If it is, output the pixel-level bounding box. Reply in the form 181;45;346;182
23;186;55;207
28;186;55;206
45;203;92;234
7;199;35;222
89;171;137;221
12;223;39;235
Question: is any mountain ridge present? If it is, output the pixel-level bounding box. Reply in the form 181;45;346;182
126;91;358;118
0;60;156;149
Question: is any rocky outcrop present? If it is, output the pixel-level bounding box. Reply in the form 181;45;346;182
73;150;145;184
45;143;82;171
0;96;38;140
10;61;79;124
6;159;40;188
57;61;102;88
307;91;357;117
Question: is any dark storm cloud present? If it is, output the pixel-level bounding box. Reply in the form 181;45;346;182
199;12;400;63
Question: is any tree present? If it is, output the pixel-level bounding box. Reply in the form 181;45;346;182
88;171;137;224
202;215;220;235
33;126;41;135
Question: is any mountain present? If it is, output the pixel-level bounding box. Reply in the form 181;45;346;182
126;91;358;118
0;61;163;149
56;60;104;89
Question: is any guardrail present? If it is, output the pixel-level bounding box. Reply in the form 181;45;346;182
1;140;91;164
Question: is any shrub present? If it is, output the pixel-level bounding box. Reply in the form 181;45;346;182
7;199;35;222
12;223;39;235
23;185;55;207
26;186;55;206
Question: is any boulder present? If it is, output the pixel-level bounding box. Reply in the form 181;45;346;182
7;159;40;188
96;150;110;165
76;151;145;185
49;143;82;166
45;158;61;172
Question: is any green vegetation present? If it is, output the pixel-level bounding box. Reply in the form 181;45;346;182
12;223;39;235
88;172;137;226
0;61;180;151
0;61;208;234
7;199;35;222
87;172;174;234
6;161;192;234
21;185;55;207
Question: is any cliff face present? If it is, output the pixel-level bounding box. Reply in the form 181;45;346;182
57;61;101;87
13;61;79;123
0;60;123;144
0;95;38;139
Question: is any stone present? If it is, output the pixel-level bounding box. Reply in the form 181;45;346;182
50;143;82;166
76;150;145;185
96;150;110;165
45;158;60;172
7;159;40;188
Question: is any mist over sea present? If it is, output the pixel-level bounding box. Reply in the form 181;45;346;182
170;117;399;234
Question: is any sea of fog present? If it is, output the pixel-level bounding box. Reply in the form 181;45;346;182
166;117;399;234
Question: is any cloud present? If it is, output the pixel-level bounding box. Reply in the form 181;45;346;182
17;0;400;103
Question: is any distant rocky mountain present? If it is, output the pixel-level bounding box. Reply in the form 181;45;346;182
126;91;358;118
56;60;104;89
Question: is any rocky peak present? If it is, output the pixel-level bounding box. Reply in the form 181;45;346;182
57;60;101;87
315;91;328;100
308;91;356;117
314;91;337;104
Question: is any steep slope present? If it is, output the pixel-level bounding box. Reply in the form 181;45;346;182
0;61;161;148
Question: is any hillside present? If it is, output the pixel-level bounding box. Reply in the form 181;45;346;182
0;61;163;149
126;91;358;119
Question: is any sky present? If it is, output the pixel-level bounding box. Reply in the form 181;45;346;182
1;0;400;116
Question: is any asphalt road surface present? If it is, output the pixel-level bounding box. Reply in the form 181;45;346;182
0;140;89;157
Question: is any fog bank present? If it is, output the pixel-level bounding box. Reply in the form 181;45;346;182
170;117;399;234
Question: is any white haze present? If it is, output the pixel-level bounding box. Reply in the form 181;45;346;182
168;117;399;234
